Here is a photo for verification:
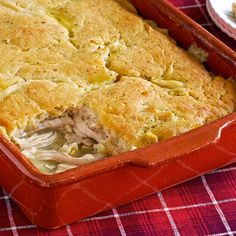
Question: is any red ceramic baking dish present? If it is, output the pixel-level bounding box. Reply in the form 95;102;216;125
0;0;236;229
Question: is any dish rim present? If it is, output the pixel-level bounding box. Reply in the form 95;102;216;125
0;0;236;188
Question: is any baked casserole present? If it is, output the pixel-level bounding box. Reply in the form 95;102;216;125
0;0;236;174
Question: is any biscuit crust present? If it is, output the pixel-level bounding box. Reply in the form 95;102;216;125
0;0;235;173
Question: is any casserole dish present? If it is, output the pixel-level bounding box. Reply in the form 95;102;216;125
0;0;236;228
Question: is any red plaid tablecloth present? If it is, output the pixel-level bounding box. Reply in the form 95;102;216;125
1;0;236;235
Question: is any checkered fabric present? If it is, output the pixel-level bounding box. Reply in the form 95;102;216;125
0;0;236;235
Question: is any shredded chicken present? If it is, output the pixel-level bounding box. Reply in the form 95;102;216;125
73;116;104;142
64;133;83;143
40;116;74;129
35;150;103;165
15;107;109;174
15;131;59;149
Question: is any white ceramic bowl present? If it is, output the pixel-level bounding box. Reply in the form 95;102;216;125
206;0;236;40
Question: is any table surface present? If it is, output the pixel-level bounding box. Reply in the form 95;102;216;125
1;0;236;235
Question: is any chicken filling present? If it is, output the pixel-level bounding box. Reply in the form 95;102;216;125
13;107;110;174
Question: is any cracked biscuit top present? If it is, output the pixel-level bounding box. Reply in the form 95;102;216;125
0;0;236;174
